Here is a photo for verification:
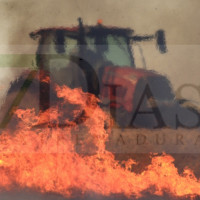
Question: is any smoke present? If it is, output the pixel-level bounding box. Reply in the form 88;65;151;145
0;0;200;105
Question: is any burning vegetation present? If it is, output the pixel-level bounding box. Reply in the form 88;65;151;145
0;81;199;199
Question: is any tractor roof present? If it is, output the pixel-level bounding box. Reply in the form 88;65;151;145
30;25;133;39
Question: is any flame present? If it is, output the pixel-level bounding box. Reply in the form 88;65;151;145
0;84;199;199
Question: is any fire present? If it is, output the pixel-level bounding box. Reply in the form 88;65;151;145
0;84;199;199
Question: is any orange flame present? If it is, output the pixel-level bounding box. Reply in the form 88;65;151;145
0;85;199;199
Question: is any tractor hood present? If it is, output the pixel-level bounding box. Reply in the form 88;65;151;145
100;66;175;112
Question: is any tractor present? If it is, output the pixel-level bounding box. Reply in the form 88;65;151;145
0;18;199;129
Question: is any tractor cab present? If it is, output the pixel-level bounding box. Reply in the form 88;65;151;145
30;18;166;95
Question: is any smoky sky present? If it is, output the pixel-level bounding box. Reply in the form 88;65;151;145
0;0;200;104
0;0;200;45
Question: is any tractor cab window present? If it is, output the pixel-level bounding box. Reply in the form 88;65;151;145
48;35;79;72
104;35;132;67
85;37;96;52
85;34;133;68
65;36;79;56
